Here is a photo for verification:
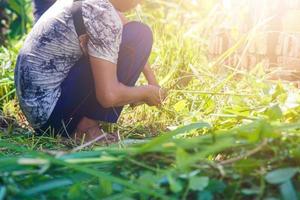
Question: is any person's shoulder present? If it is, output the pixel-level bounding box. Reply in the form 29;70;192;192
82;0;122;34
82;0;123;64
83;0;118;15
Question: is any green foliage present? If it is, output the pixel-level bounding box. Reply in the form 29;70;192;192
0;0;300;199
0;120;300;199
0;45;18;104
0;0;32;43
265;168;299;185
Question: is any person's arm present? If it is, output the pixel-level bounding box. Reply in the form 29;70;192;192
83;3;164;108
89;56;162;108
143;63;159;87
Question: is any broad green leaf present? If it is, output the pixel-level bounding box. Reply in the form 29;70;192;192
198;190;213;200
168;175;183;193
279;180;298;200
190;176;209;191
265;105;283;121
112;184;123;192
265;168;299;184
206;179;226;193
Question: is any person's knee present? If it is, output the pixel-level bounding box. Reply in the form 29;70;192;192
132;22;153;47
117;22;153;85
123;21;153;52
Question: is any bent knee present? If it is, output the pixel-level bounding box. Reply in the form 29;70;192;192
122;21;153;50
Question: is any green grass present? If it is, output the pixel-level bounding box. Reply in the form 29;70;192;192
1;0;300;199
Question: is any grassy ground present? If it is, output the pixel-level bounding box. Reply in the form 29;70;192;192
1;0;300;199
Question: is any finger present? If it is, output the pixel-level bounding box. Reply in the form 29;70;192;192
80;42;87;55
159;90;166;102
79;34;89;56
131;102;144;108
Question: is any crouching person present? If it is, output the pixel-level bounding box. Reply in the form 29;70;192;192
14;0;166;143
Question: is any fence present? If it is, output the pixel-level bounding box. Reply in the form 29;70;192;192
208;0;300;81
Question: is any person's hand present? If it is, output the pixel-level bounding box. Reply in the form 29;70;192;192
144;85;167;107
79;34;89;56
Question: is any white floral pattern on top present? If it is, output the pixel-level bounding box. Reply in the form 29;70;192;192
83;0;122;63
14;0;122;128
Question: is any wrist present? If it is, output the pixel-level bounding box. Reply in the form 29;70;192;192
140;85;151;102
149;81;160;87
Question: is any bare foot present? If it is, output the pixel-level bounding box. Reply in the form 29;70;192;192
76;117;99;131
72;117;119;144
74;126;119;145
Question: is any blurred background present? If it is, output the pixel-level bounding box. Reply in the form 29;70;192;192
208;0;300;82
1;0;300;81
0;0;32;45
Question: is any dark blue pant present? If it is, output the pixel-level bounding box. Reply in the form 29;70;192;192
32;0;56;22
34;1;153;136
